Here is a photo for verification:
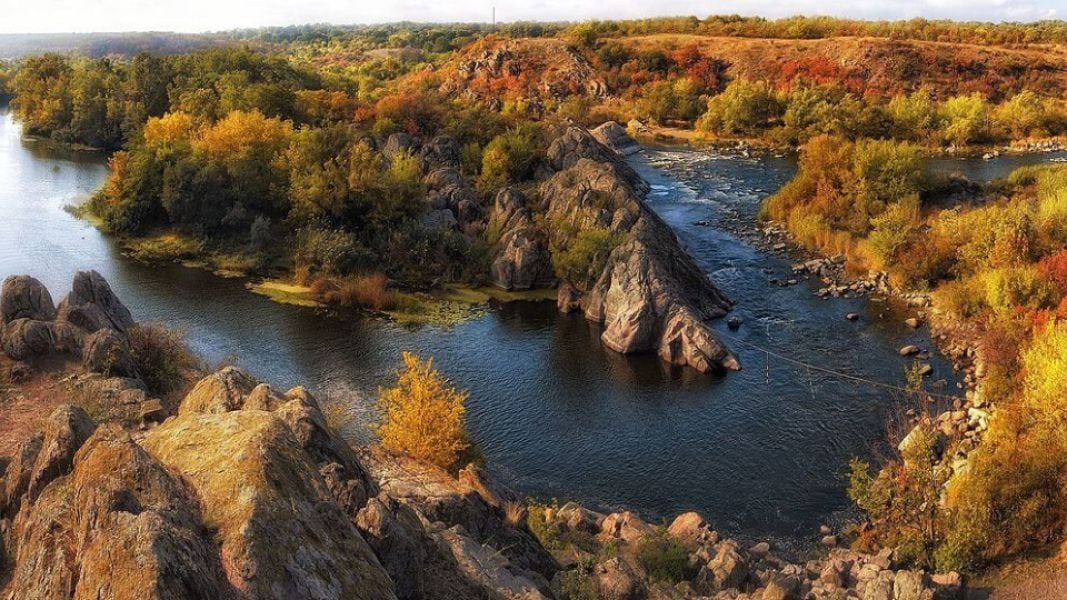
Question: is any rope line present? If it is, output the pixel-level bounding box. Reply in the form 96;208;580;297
720;330;967;403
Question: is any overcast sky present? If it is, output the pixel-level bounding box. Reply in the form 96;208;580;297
0;0;1061;34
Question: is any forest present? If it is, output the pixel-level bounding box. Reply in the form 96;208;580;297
6;15;1067;577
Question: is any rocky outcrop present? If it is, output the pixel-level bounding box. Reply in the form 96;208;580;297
539;128;738;372
488;188;555;290
545;126;649;197
0;276;56;324
0;271;139;379
0;364;564;600
591;121;640;156
57;270;135;334
440;38;608;107
424;168;485;235
419;134;462;172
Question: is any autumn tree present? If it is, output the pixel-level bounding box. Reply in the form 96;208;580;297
375;352;471;471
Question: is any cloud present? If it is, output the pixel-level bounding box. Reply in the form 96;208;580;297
0;0;1059;34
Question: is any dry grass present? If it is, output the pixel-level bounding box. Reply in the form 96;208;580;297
326;273;398;311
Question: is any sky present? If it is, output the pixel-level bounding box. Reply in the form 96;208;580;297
0;0;1060;34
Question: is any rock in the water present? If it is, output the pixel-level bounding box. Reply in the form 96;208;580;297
540;134;738;373
1;275;56;324
846;313;860;321
899;345;920;356
557;282;582;314
905;317;922;329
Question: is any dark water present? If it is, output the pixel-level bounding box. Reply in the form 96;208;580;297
3;107;1061;542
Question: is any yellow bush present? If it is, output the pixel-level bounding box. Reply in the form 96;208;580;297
375;352;470;470
1021;321;1067;438
981;266;1057;313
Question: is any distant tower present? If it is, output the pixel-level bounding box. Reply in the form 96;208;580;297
492;7;496;29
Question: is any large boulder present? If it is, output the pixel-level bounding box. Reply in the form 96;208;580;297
591;121;640;156
177;366;278;415
57;270;135;334
1;318;55;361
540;149;738;373
0;275;56;324
142;410;396;599
82;328;138;378
425;168;485;234
6;424;232;599
420;135;462;172
382;132;419;162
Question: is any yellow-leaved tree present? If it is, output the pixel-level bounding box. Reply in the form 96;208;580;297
375;352;470;470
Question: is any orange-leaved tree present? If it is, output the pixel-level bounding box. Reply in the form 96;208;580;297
375;352;470;470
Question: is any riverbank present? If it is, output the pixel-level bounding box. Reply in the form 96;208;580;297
0;270;968;599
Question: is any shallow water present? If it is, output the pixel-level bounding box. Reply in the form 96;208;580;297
2;107;1060;542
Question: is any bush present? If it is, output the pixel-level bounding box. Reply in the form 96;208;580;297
981;266;1057;313
327;273;397;311
479;124;545;192
550;225;622;291
294;225;372;275
375;352;470;471
636;531;696;583
697;79;780;135
127;323;201;394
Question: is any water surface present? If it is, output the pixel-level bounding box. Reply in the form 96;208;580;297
3;108;1058;542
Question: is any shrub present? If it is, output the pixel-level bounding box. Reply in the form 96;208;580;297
1037;250;1067;293
939;94;991;146
697;79;780;135
127;323;201;395
375;352;470;471
636;531;696;583
848;420;948;569
867;194;920;267
294;225;371;275
479;124;545;192
550;225;622;291
981;266;1057;313
327;273;397;311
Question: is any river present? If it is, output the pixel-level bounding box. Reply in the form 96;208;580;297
2;106;1062;544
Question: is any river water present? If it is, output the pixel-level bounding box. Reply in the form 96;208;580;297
3;106;1062;543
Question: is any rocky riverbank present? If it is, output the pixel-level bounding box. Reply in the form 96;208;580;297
0;272;966;599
